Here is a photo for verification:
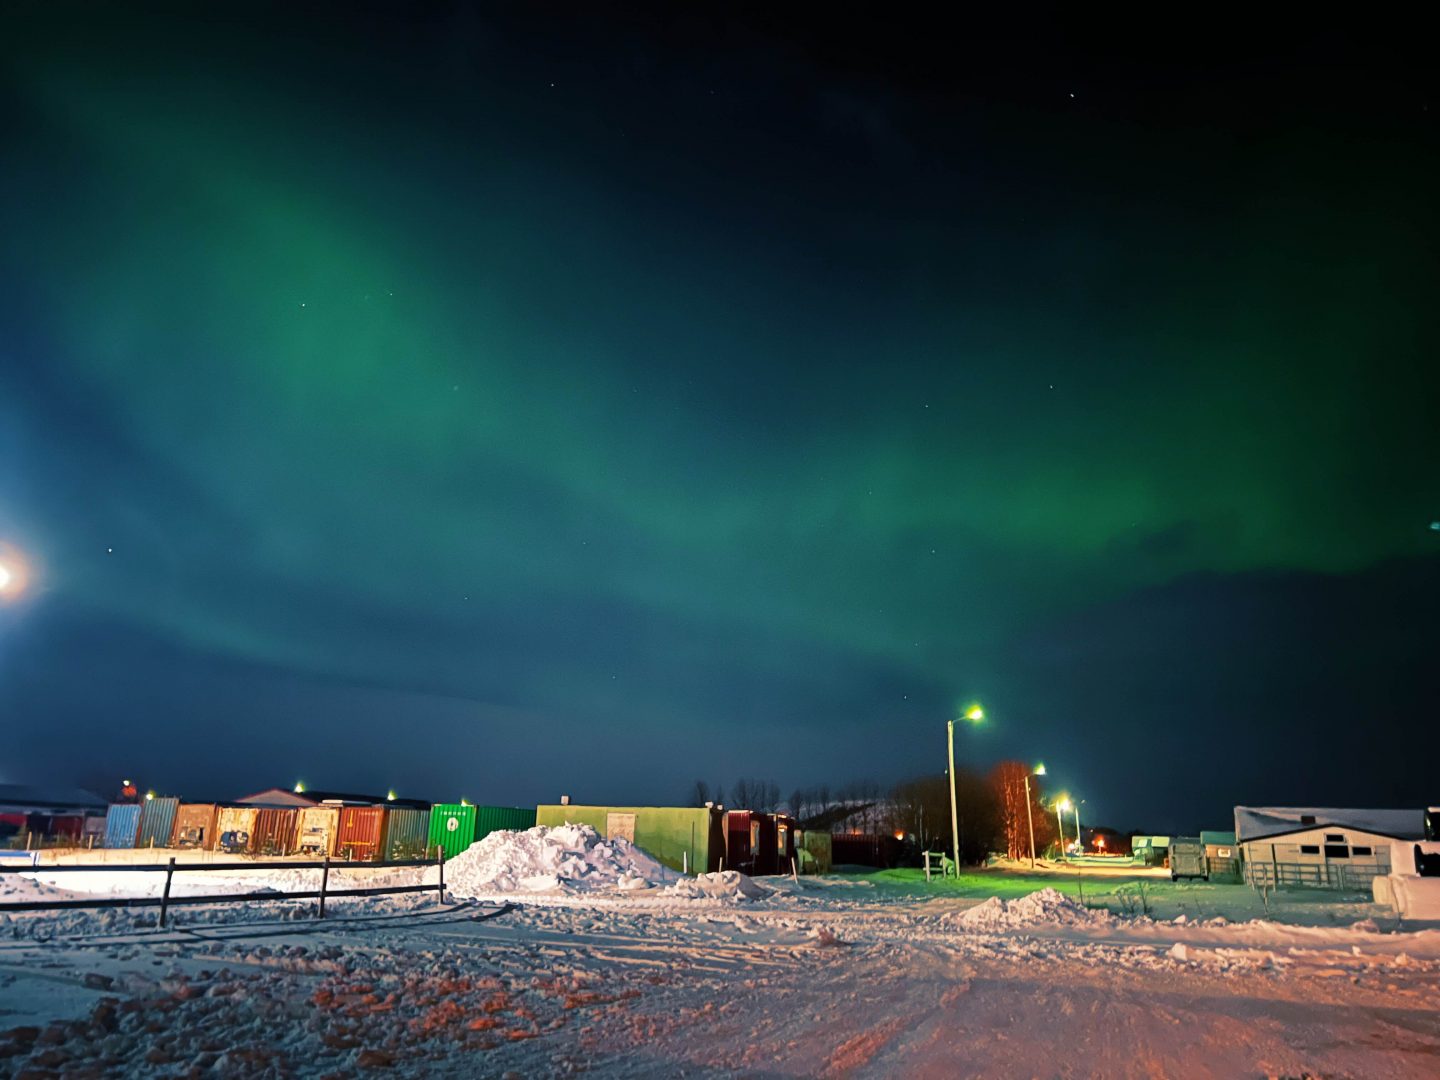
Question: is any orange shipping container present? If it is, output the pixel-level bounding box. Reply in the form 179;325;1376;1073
335;806;387;861
253;808;298;856
172;804;219;850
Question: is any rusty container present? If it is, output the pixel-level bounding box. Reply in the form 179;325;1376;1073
335;806;387;861
215;806;259;854
172;803;219;849
254;807;298;856
295;805;340;856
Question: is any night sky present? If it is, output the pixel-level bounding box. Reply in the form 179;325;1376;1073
2;6;1436;832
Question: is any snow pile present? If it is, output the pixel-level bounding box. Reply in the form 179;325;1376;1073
663;870;770;902
952;888;1113;931
445;824;677;896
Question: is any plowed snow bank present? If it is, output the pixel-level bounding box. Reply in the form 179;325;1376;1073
952;888;1113;930
445;824;678;896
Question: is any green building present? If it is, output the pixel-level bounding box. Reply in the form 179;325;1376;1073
535;804;724;874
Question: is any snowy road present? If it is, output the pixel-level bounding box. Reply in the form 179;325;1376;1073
4;884;1440;1077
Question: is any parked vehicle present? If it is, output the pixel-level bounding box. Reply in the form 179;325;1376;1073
1170;837;1207;881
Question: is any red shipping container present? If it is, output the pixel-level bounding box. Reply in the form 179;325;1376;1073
335;806;387;861
253;808;298;856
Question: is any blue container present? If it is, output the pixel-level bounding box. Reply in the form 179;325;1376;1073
104;804;142;849
137;797;180;848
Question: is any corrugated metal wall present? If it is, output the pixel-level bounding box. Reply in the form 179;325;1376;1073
216;806;259;853
428;804;477;859
295;806;339;855
535;805;723;874
254;808;297;855
173;804;219;849
137;798;180;849
474;805;536;842
103;804;141;849
336;807;386;861
383;807;429;861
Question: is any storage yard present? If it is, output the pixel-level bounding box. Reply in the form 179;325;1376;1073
5;789;1440;1075
3;826;1440;1077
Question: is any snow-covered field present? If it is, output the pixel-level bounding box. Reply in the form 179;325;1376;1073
3;826;1440;1077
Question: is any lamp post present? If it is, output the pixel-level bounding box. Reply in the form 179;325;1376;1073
1056;797;1071;860
1073;799;1085;854
1024;764;1046;869
947;705;984;874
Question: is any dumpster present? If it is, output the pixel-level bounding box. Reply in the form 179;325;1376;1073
1170;837;1207;881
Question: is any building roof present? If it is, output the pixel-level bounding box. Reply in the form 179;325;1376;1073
1234;806;1424;844
0;784;108;813
234;788;430;809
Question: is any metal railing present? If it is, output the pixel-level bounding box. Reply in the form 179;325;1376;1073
0;852;447;926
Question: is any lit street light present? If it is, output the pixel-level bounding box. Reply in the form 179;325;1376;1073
947;705;984;875
1024;763;1046;868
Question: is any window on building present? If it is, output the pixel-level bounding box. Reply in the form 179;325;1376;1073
1324;833;1344;843
1300;844;1320;855
1325;844;1349;859
1300;815;1316;825
1352;846;1373;856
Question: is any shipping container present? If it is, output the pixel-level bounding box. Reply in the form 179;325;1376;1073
295;806;340;856
474;805;536;842
1201;830;1241;881
801;830;833;874
428;804;477;859
216;806;259;854
536;805;725;874
335;806;387;861
104;803;142;849
254;808;298;856
137;797;180;849
382;807;430;861
172;804;219;850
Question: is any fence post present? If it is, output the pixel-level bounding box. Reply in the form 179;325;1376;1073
436;848;445;905
319;855;330;919
160;857;176;928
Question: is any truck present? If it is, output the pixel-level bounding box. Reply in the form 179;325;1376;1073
1169;837;1207;881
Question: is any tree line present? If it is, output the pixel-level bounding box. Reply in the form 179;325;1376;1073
690;762;1060;865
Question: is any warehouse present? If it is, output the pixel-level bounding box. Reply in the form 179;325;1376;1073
1235;806;1425;890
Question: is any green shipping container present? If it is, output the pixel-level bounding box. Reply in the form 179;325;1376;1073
535;804;724;874
382;807;431;861
428;804;477;859
474;805;536;842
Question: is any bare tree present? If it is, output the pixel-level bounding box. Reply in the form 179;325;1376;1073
688;780;712;807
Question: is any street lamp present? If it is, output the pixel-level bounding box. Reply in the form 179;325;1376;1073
947;705;984;874
1056;796;1072;859
1073;799;1085;854
1024;764;1046;869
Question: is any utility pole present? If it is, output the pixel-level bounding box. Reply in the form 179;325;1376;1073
947;719;960;874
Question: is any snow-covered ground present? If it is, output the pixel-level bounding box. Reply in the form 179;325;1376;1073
4;827;1440;1077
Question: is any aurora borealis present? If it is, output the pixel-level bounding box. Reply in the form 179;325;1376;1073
2;8;1436;829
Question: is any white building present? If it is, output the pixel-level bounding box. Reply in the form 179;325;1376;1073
1235;806;1425;889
